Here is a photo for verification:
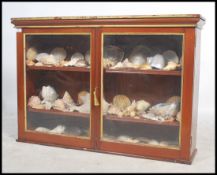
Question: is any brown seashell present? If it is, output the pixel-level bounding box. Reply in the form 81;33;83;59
112;95;131;111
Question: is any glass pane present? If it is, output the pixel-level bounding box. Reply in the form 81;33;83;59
102;34;183;148
25;34;91;138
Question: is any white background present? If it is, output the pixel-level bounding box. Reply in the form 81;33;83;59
2;2;215;173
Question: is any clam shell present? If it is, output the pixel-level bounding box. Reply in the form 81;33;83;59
26;47;37;61
104;45;124;64
113;95;131;111
162;50;179;64
129;45;152;65
41;85;58;103
50;47;67;62
147;54;165;69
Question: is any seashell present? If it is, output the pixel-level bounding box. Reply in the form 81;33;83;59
77;91;90;105
26;47;37;61
74;59;87;67
28;96;41;107
35;127;50;133
26;60;35;66
71;52;84;61
159;141;169;146
53;99;66;111
62;91;74;105
163;61;180;71
129;45;152;66
35;53;50;62
113;95;131;111
123;100;137;117
136;100;151;113
162;50;179;64
104;45;124;65
107;105;122;116
50;47;67;62
35;62;44;66
176;111;181;122
103;59;116;68
50;125;65;134
147;54;166;69
166;96;181;107
74;103;90;113
117;135;140;143
41;85;58;103
149;102;179;118
40;54;59;65
148;139;159;145
139;64;152;70
85;50;91;65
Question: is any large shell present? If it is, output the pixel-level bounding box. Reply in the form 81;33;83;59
147;54;166;69
112;95;131;111
41;85;58;103
53;99;66;111
26;47;37;61
162;50;179;64
77;91;90;105
85;50;90;65
129;45;152;65
62;91;74;105
136;100;151;113
104;45;124;64
50;47;67;62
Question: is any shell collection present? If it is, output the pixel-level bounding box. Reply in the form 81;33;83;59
103;45;181;71
26;47;90;67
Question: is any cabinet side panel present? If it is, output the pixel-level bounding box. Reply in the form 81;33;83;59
190;28;201;155
17;32;25;139
180;28;196;161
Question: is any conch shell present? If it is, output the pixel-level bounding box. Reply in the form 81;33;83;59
107;105;123;117
112;95;131;111
26;47;37;61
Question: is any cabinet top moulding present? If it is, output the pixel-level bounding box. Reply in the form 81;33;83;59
11;14;205;29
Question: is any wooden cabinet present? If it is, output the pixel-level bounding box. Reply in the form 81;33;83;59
11;14;205;164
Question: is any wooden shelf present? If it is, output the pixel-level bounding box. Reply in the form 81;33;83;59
104;114;179;127
105;68;181;76
26;65;90;72
28;107;89;118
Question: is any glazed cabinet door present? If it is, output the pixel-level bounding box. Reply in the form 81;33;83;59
97;27;189;161
17;28;96;149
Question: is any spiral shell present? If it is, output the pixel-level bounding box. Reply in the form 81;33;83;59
112;95;131;111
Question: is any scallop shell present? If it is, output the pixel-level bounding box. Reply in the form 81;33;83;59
147;54;166;69
108;105;121;115
162;50;179;64
148;139;159;145
50;47;67;62
53;99;66;111
104;45;124;65
41;85;58;103
136;100;151;113
112;95;131;111
62;91;74;105
26;47;37;61
85;50;90;65
77;91;90;105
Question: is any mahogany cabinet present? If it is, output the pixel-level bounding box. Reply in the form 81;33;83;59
11;15;205;164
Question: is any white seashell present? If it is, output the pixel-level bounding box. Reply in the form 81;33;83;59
117;135;140;143
148;139;159;145
71;52;84;61
163;61;179;70
50;125;65;134
41;85;58;103
77;91;90;105
62;91;74;105
85;50;90;65
122;100;137;117
34;62;44;66
103;58;116;68
35;127;50;133
53;99;66;111
74;59;87;67
28;96;41;107
147;54;166;69
26;47;37;61
162;50;179;64
64;58;80;66
50;47;67;62
35;53;50;62
40;54;59;65
136;100;151;113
